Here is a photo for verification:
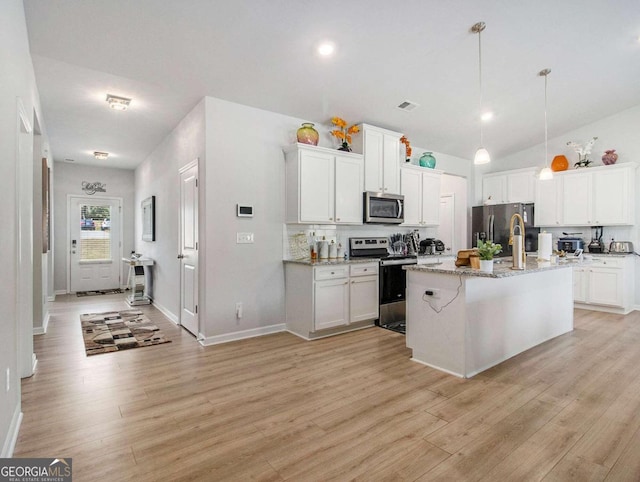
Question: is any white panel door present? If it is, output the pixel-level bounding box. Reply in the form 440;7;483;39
400;168;422;226
334;154;363;224
179;160;199;336
562;172;592;225
421;172;441;226
363;129;384;192
437;194;455;254
299;150;334;223
593;168;630;225
349;275;378;323
382;133;400;194
314;278;349;331
69;196;121;292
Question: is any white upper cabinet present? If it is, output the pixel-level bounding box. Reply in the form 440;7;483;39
482;168;536;204
352;124;401;195
534;176;561;226
535;163;636;227
400;166;441;226
285;144;363;224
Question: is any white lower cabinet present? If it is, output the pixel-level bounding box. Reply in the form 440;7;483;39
573;256;634;314
285;262;379;339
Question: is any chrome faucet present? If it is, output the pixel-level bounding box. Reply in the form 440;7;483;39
509;213;526;270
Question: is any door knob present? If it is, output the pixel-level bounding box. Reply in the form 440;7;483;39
177;254;185;259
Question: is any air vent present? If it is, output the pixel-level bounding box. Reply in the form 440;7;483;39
64;158;75;163
397;100;419;112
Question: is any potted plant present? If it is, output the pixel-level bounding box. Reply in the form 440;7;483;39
477;240;502;272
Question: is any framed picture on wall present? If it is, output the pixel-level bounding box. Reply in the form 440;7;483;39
142;195;155;241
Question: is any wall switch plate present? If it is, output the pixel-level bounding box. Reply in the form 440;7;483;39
236;232;254;244
6;368;9;392
236;302;243;318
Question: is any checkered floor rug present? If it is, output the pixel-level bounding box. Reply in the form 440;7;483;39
80;310;171;356
76;288;123;297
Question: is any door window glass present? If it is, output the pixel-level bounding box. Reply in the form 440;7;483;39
80;204;112;261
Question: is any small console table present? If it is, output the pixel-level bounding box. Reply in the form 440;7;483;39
122;257;154;306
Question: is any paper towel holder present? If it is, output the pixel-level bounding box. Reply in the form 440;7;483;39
537;231;553;261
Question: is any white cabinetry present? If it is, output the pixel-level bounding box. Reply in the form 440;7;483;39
285;262;379;339
535;163;636;227
573;255;634;314
352;124;402;194
285;144;363;224
400;166;441;226
482;168;536;204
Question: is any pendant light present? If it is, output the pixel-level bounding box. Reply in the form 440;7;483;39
471;22;490;165
538;68;553;180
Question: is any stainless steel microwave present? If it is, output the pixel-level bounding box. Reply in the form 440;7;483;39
363;192;404;224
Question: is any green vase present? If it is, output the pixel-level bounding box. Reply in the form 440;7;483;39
419;152;436;168
296;123;319;146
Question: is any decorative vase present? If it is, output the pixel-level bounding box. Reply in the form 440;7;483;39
296;123;319;146
337;142;352;152
574;155;592;168
551;155;569;172
602;149;618;165
479;259;494;273
419;152;436;168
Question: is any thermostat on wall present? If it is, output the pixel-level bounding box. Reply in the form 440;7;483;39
237;204;253;217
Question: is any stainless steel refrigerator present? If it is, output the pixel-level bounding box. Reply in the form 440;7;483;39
471;203;540;257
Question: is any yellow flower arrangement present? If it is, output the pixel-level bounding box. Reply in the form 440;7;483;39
400;135;412;161
330;117;360;151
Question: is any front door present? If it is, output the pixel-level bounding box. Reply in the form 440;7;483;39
179;160;199;336
69;196;122;292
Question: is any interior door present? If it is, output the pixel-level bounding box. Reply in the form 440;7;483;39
179;160;199;336
69;196;121;292
437;194;455;254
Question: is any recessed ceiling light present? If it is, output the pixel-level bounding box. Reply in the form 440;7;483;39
481;111;494;121
317;42;335;57
93;151;109;160
106;94;131;111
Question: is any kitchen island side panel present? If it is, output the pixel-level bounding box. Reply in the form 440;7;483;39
406;266;573;378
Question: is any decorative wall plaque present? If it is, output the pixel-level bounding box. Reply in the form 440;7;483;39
82;181;106;195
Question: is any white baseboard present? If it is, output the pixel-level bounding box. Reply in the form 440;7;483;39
47;295;56;302
1;405;23;457
152;300;179;325
199;323;286;346
54;289;67;295
34;312;50;335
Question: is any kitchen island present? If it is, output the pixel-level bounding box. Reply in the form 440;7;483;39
404;259;574;378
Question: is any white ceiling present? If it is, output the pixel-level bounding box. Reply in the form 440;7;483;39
23;0;640;170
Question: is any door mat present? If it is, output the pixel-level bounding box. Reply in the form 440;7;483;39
77;288;123;297
80;310;171;356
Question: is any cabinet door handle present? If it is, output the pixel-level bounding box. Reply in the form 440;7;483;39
329;217;333;221
336;218;340;221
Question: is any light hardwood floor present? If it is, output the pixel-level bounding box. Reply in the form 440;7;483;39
14;294;640;481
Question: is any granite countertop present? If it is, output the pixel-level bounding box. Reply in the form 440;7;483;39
404;258;572;278
283;257;380;266
583;252;634;257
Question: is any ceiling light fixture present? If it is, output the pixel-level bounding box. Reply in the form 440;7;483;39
538;68;553;181
106;94;131;111
471;21;490;165
93;151;109;160
481;111;494;121
317;42;335;57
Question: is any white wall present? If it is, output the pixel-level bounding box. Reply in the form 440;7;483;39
134;99;205;320
0;0;45;456
203;97;293;337
53;162;135;292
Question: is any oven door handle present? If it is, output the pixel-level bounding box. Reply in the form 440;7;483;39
397;199;403;219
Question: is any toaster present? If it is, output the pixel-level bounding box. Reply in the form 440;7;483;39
609;241;634;253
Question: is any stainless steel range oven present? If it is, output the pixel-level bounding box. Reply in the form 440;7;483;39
349;237;417;334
